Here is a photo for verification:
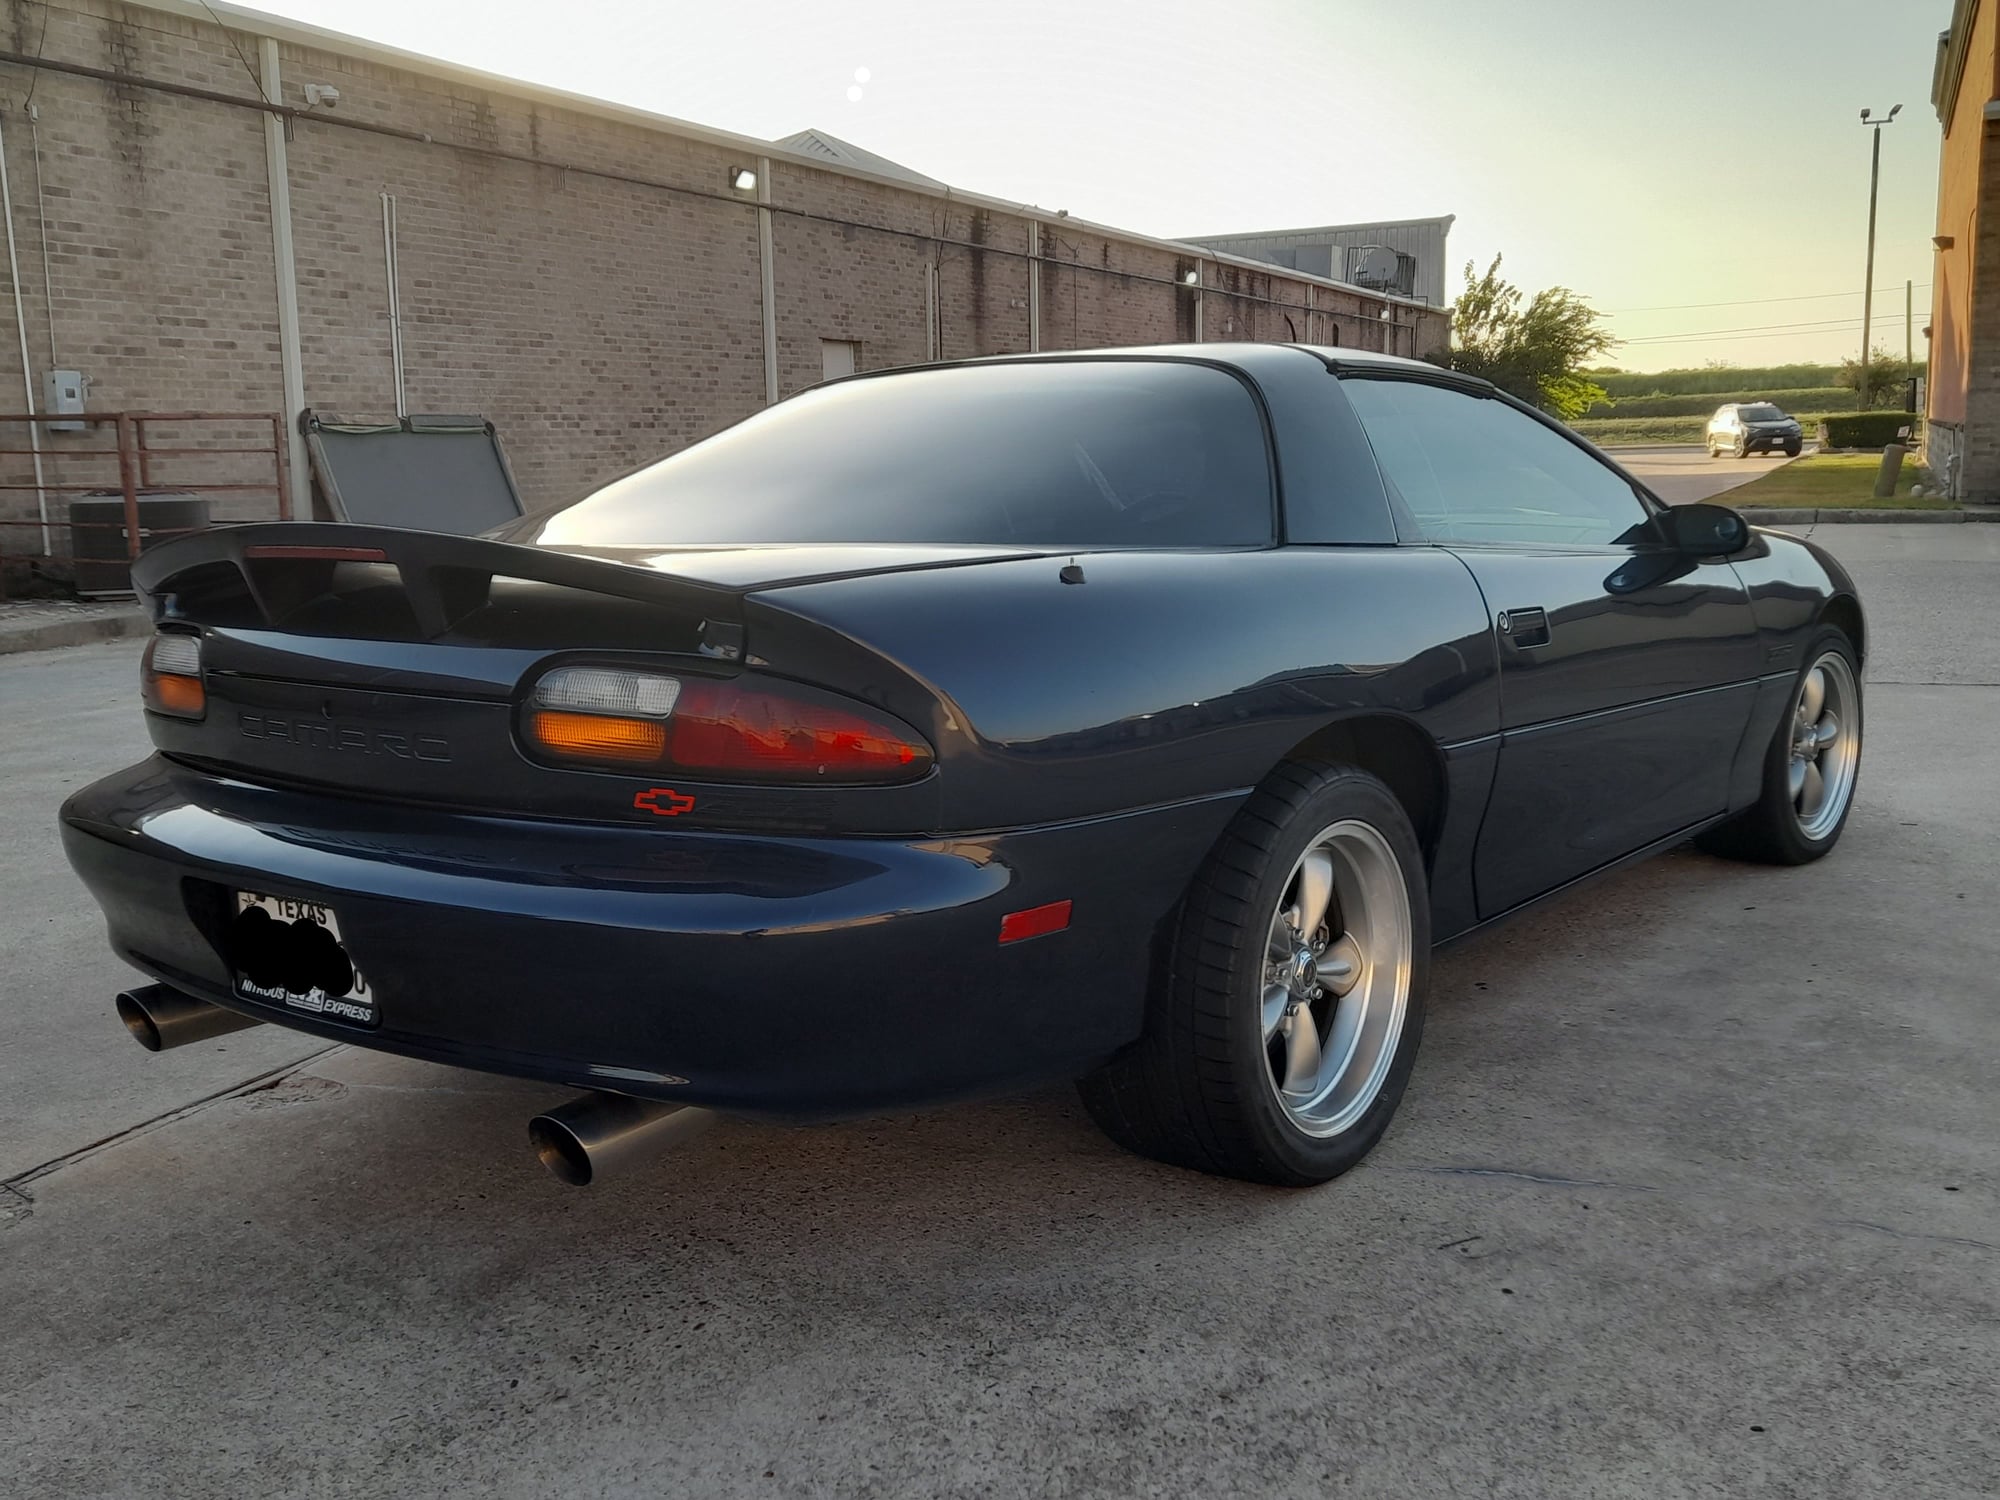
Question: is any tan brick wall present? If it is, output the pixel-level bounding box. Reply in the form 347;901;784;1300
0;0;1448;569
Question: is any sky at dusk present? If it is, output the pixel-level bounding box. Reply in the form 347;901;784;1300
254;0;1946;372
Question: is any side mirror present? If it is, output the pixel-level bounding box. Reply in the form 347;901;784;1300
1661;502;1748;557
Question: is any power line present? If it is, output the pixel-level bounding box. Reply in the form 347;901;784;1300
197;0;270;105
1619;315;1875;344
19;2;53;108
1621;323;1871;348
1604;283;1930;315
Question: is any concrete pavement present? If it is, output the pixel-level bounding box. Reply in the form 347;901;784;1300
2;528;1995;1498
0;641;328;1181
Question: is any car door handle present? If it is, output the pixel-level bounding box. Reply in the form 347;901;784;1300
1497;606;1551;648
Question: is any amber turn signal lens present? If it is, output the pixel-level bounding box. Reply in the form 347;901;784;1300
148;673;206;717
526;709;668;765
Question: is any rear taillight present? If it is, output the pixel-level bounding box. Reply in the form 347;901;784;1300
522;666;932;785
141;632;206;719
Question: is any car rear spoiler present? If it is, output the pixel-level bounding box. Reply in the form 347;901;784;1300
133;522;747;658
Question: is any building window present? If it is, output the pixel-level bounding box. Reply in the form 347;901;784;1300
821;339;860;381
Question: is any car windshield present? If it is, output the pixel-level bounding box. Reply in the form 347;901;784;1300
520;361;1276;549
1739;404;1788;422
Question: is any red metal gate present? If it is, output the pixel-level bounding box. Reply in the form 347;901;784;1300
0;410;291;596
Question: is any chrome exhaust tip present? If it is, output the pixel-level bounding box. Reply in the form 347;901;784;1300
528;1092;716;1187
115;983;265;1052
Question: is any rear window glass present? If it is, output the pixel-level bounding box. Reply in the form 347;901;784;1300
523;361;1275;549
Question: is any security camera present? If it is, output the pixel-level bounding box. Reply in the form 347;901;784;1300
303;83;341;108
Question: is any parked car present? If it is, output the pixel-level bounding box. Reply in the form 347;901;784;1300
61;345;1866;1190
1707;401;1805;458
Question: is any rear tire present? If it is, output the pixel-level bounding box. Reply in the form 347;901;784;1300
1697;626;1862;865
1078;763;1430;1186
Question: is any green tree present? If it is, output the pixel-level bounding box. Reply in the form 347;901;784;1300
1449;255;1615;422
1837;347;1919;408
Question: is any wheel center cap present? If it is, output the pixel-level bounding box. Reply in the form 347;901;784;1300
1288;946;1318;998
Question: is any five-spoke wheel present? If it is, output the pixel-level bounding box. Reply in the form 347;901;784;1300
1788;651;1860;842
1698;624;1863;865
1259;821;1412;1138
1079;763;1430;1185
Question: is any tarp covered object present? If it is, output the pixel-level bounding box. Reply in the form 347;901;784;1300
304;412;526;535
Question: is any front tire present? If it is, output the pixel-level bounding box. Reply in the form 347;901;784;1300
1698;626;1862;864
1078;764;1430;1186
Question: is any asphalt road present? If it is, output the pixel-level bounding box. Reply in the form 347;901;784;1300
1608;444;1802;506
3;526;1996;1498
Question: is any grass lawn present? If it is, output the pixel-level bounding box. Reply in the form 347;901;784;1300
1572;415;1704;445
1721;453;1947;509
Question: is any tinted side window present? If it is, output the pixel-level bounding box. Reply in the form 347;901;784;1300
522;361;1275;550
1341;378;1653;545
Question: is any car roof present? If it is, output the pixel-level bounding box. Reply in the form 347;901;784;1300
946;340;1494;393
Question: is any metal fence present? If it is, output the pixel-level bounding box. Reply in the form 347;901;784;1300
0;411;292;597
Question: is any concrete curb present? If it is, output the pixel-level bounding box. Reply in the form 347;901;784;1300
0;609;149;656
1738;507;1994;526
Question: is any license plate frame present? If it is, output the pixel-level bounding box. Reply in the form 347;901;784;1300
230;890;379;1028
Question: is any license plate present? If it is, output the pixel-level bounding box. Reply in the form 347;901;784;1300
231;891;378;1028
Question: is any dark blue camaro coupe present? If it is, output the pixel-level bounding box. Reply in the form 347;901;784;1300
61;345;1865;1187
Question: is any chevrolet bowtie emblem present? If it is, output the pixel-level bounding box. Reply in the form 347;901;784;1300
633;787;696;817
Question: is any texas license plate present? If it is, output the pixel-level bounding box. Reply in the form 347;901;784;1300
231;891;378;1028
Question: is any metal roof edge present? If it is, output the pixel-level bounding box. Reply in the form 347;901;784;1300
1934;0;1978;125
127;0;1441;314
1182;214;1459;242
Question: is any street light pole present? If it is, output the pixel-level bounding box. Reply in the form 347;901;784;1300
1859;105;1902;411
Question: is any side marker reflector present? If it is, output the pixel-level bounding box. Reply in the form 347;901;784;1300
998;900;1072;945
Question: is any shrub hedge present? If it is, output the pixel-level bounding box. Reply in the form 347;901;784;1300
1585;386;1850;420
1817;412;1919;448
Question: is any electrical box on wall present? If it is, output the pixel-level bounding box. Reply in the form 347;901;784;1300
42;369;87;432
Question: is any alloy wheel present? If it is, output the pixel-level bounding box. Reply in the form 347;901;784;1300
1259;820;1413;1138
1789;651;1861;841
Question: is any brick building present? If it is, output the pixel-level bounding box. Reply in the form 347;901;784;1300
1930;0;1996;497
0;0;1449;574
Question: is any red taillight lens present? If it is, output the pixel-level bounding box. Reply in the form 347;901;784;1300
667;679;931;783
520;668;933;785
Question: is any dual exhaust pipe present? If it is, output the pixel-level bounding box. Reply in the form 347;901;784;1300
113;983;713;1185
117;983;265;1051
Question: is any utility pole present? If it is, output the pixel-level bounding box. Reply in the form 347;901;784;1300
1906;279;1915;411
1858;105;1902;410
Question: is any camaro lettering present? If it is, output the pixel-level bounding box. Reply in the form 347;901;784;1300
239;713;450;762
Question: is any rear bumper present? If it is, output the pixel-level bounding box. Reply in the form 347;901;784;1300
60;757;1240;1115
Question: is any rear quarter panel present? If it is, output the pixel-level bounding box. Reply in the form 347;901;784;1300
752;547;1499;831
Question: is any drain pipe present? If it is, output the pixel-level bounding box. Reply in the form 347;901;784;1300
0;107;50;556
380;192;406;418
27;105;55;369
